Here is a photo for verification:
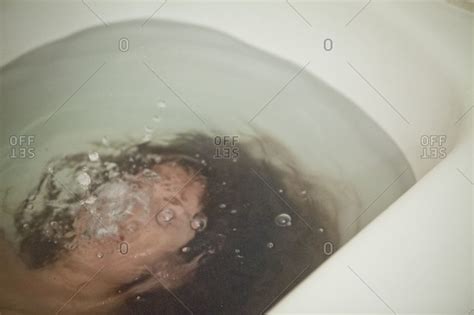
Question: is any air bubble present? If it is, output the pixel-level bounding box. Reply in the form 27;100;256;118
104;162;117;170
97;252;104;259
274;213;292;227
64;231;75;238
156;208;175;225
142;169;160;179
77;172;91;186
22;223;29;229
300;190;307;195
278;189;284;194
101;136;109;146
157;271;169;279
318;227;325;233
88;152;100;162
142;133;152;142
267;242;274;249
218;203;226;209
230;209;237;214
84;195;97;205
156;100;167;109
181;246;190;253
190;213;207;232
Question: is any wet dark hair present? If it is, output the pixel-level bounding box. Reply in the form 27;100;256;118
14;133;338;315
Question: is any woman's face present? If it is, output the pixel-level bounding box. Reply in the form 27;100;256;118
53;161;207;294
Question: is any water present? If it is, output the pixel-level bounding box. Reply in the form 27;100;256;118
0;20;415;315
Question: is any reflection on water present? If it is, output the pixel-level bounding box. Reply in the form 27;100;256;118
1;133;338;314
0;21;415;314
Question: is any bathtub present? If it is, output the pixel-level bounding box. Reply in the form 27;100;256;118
0;0;472;313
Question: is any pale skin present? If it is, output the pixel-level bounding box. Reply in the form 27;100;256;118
0;162;206;314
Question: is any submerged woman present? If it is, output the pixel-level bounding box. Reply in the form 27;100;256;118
0;133;338;314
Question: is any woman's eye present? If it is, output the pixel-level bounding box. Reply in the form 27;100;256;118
190;213;207;232
155;208;175;225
